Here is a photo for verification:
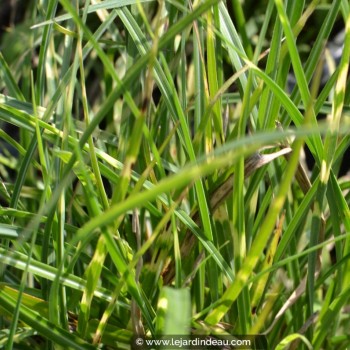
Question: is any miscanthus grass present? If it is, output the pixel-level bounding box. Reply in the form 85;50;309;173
0;0;350;349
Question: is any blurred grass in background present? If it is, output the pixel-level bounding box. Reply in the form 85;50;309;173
0;0;350;349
